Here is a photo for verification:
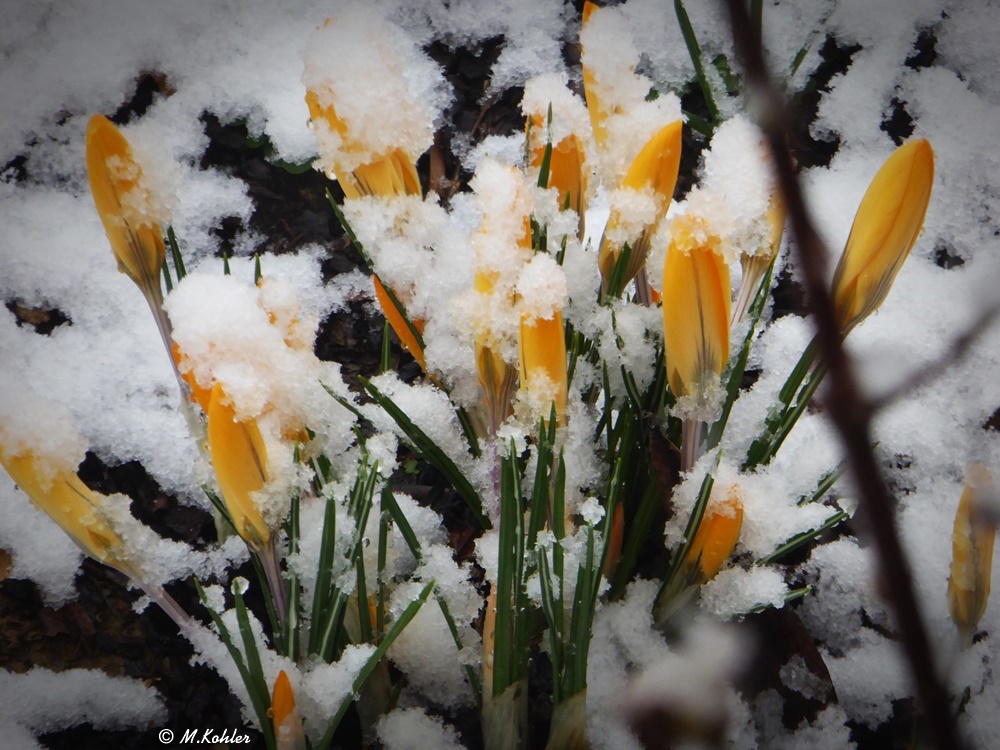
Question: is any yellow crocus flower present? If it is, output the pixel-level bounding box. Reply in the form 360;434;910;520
86;114;166;299
599;121;683;297
304;24;428;373
684;485;744;582
474;270;518;436
206;382;272;550
661;213;731;401
831;138;934;334
518;310;568;425
304;90;421;201
527;112;587;239
733;192;786;324
581;1;615;151
271;670;306;750
948;464;996;649
0;449;132;576
517;254;568;425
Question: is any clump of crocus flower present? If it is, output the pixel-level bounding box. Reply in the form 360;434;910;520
831;138;935;334
948;464;997;649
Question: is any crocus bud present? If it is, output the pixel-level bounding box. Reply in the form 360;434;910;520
517;255;569;425
661;212;731;404
86;115;166;299
603;503;625;581
685;485;744;582
206;383;272;550
0;450;132;576
948;464;996;649
732;192;786;324
831;138;934;335
305;88;421;200
271;670;306;750
474;269;518;436
599;121;683;297
303;5;444;201
519;312;568;425
527;112;587;239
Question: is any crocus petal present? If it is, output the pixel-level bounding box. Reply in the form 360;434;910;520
831;138;934;334
621;121;683;199
171;342;212;412
528;112;587;236
373;275;426;370
206;382;271;550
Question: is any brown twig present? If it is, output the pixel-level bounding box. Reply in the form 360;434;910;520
870;301;1000;412
721;2;963;748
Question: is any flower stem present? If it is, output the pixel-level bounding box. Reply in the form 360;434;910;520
681;419;704;473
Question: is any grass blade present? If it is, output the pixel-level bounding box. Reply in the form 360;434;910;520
361;377;488;529
316;581;434;750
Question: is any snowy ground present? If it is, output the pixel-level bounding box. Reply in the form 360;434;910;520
2;0;1000;747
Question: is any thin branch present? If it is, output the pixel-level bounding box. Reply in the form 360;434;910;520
871;301;1000;412
721;2;964;749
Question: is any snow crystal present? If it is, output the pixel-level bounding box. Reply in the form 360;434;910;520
699;566;789;619
377;707;465;750
0;667;165;738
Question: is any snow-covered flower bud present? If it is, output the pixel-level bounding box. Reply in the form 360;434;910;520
948;464;996;649
685;485;744;581
599;121;683;298
206;382;272;551
831;138;934;335
0;449;133;577
517;255;568;425
271;670;306;750
303;4;447;201
661;211;731;405
86;114;167;299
